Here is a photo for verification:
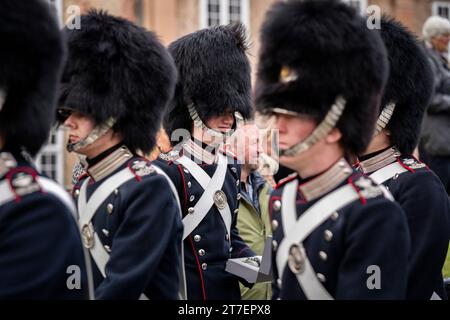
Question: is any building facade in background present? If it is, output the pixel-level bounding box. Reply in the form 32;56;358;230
40;0;450;188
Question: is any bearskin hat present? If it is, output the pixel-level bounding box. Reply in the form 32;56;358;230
378;17;434;155
0;0;66;156
164;24;252;137
59;11;177;154
255;0;389;156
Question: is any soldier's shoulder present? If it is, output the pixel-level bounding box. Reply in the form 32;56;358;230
157;148;183;164
398;156;428;173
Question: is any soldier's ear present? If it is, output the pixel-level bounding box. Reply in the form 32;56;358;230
325;128;342;145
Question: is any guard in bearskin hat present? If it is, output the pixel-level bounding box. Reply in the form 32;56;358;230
356;17;450;300
155;24;257;300
57;11;184;299
256;0;410;299
0;0;89;299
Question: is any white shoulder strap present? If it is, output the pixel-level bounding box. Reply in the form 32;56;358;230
153;164;187;300
176;153;231;240
277;180;360;300
369;162;408;185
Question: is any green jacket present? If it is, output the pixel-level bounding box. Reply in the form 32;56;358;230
237;172;272;300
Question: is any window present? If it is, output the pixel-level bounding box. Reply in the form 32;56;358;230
36;130;65;184
36;0;65;185
200;0;250;29
342;0;368;13
433;1;450;19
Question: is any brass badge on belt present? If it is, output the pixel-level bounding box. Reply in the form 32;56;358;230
81;223;95;249
213;190;227;210
288;243;306;274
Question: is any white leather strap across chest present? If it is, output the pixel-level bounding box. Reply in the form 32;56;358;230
176;153;232;241
276;179;360;300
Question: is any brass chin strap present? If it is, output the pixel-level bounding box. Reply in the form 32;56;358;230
280;96;347;157
187;103;244;138
67;117;116;153
374;102;396;136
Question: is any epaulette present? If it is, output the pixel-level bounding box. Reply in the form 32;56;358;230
128;159;156;180
400;156;427;171
158;148;182;163
275;172;298;190
6;167;42;201
71;161;87;185
350;175;384;204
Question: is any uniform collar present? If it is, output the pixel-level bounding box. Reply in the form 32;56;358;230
87;145;133;182
358;146;401;174
182;139;217;165
298;158;353;202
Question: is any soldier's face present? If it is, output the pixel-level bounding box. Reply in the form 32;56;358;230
275;114;317;151
63;111;96;147
206;112;235;133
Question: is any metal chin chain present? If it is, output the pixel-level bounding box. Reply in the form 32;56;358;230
187;103;244;139
374;102;396;136
66;117;116;153
280;96;347;157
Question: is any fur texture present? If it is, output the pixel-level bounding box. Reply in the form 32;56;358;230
379;17;434;154
0;0;66;156
164;24;253;136
60;10;177;154
255;0;389;156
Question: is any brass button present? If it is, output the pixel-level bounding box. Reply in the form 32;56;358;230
317;273;326;283
194;235;201;242
188;207;195;215
198;249;205;257
319;251;328;262
107;204;114;214
272;220;279;231
272;240;278;251
273;200;282;211
331;212;339;221
324;230;333;242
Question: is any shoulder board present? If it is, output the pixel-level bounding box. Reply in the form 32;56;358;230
6;167;42;200
350;175;384;201
400;156;427;171
129;159;156;178
158;148;182;163
275;172;298;190
72;161;88;185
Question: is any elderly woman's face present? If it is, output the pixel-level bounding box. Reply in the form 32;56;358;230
432;33;450;52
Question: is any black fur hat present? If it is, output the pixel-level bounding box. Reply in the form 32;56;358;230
164;24;252;137
0;0;65;156
255;0;389;156
59;11;177;154
378;17;434;155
